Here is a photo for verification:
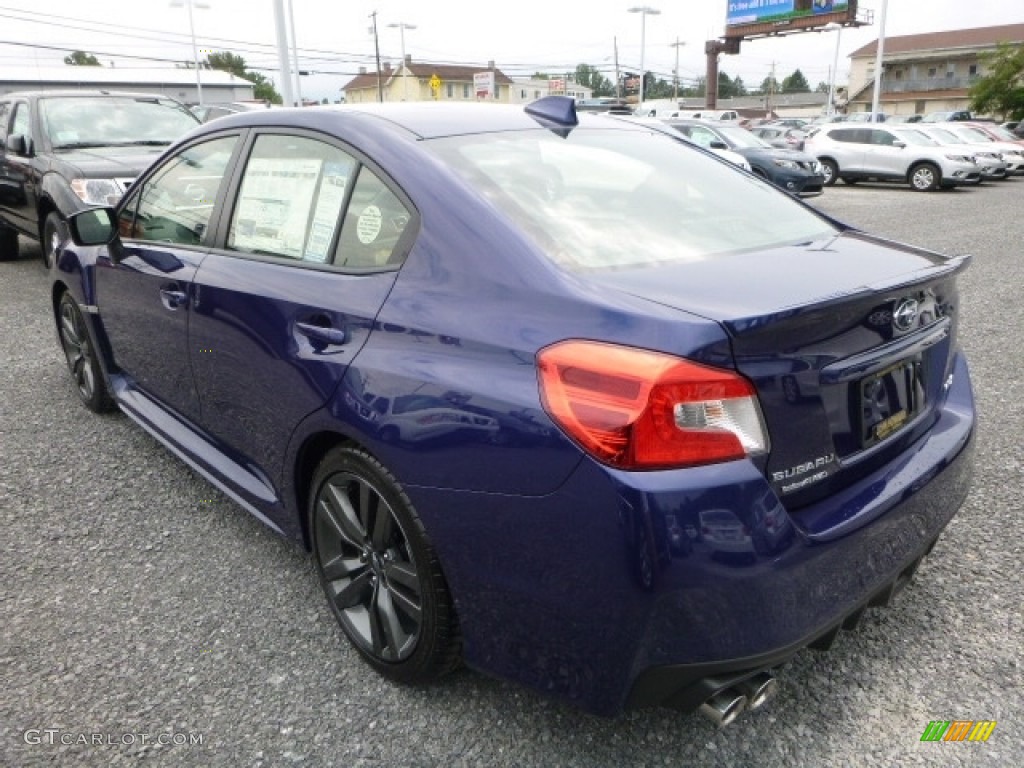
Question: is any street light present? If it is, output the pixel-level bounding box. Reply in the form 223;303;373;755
388;22;417;101
628;6;660;108
824;22;842;117
170;0;210;106
669;37;686;102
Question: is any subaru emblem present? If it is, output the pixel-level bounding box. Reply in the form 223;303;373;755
893;298;919;331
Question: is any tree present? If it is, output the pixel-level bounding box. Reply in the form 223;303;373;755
732;75;748;98
574;64;615;97
970;42;1024;119
758;75;780;95
781;68;811;93
816;81;830;93
206;51;282;104
64;50;101;66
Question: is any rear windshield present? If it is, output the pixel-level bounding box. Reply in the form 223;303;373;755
40;96;199;149
424;128;834;271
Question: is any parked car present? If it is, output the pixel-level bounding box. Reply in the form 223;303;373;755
616;116;753;171
662;119;824;195
921;110;973;123
50;97;975;725
807;114;848;126
846;112;889;123
192;101;272;123
886;114;924;124
803;124;981;190
763;118;809;129
912;125;1014;179
956;121;1024;148
0;90;199;267
749;125;808;151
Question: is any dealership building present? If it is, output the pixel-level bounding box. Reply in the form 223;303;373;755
0;66;255;104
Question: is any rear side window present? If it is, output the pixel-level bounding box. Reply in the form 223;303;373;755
228;134;358;263
227;133;413;269
335;167;413;269
830;128;864;143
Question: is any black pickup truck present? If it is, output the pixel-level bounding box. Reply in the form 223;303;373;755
0;90;199;267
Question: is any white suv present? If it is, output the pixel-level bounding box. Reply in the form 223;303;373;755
803;124;981;191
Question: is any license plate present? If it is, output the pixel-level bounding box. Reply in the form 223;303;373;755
859;358;924;448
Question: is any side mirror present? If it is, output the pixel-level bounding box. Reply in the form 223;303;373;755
893;140;906;149
7;134;33;157
709;140;728;150
68;207;118;246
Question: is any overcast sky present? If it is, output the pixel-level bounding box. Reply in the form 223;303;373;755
0;1;1020;102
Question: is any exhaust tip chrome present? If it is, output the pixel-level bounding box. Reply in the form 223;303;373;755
735;673;778;710
698;690;747;728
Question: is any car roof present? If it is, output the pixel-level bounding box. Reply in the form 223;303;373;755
1;89;186;101
202;101;653;141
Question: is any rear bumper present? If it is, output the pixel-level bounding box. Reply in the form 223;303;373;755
406;354;975;716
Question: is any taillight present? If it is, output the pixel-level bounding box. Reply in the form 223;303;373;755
537;340;769;470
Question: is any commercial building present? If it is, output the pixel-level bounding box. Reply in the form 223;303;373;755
846;23;1024;117
0;66;254;103
343;57;514;103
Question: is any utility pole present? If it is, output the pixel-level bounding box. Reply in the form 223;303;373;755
369;11;383;102
767;60;776;118
669;37;685;102
614;37;621;98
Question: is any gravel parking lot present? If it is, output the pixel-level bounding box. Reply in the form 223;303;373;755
2;180;1021;767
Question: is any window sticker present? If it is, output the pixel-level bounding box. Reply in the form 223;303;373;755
356;205;383;244
231;157;321;257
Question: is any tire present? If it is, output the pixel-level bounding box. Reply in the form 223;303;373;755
309;445;461;684
909;162;940;192
58;292;114;413
820;159;839;186
841;177;859;186
43;211;69;270
0;225;18;261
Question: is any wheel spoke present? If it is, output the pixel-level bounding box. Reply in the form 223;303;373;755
321;553;361;583
369;497;395;549
358;479;376;536
375;585;409;658
332;568;373;610
386;580;422;625
384;560;420;595
321;481;366;548
367;584;387;656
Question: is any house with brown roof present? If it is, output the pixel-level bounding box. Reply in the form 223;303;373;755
342;57;515;103
846;23;1024;118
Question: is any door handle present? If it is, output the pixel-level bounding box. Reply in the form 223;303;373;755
296;321;349;346
159;286;188;310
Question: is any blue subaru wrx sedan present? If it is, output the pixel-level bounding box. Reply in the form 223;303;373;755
52;97;974;726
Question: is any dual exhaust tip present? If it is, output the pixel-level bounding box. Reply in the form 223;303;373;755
698;673;778;728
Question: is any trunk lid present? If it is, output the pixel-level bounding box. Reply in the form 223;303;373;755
589;230;969;507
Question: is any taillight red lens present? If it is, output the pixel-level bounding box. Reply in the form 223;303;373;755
537;340;769;470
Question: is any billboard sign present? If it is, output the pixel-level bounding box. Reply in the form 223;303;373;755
474;71;495;99
726;0;848;28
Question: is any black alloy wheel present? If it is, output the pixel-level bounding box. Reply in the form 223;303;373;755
310;446;460;683
43;212;69;270
58;292;113;413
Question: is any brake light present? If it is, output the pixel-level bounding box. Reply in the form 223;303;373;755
537;340;769;470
